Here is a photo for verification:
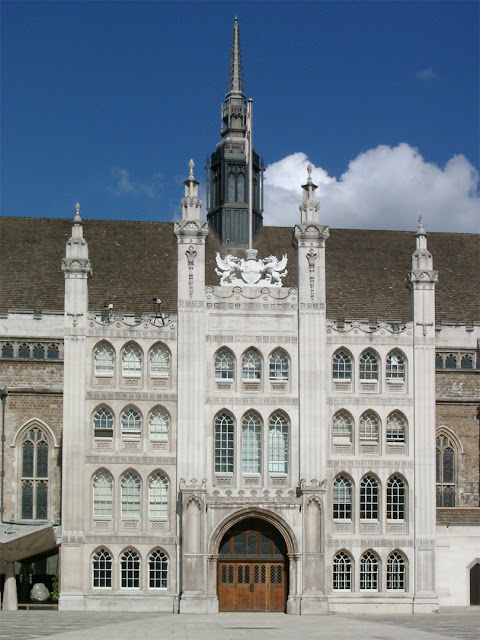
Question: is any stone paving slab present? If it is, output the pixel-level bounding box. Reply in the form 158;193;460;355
0;610;479;640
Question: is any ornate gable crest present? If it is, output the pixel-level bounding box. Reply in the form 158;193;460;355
215;249;288;287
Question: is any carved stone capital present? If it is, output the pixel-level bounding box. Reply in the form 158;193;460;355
174;219;209;240
61;258;92;275
405;269;438;289
294;223;329;247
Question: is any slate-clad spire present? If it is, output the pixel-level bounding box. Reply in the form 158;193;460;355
207;18;263;246
228;17;243;96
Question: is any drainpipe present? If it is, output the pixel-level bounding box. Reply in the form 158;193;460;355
0;384;8;524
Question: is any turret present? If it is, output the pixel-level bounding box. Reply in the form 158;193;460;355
61;203;92;320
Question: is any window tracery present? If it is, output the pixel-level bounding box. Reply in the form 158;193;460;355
215;412;234;473
359;351;378;380
122;344;142;377
149;473;169;518
149;407;169;441
20;426;49;520
269;413;288;474
150;344;170;377
94;343;114;376
215;349;234;380
333;475;352;519
93;470;113;517
333;551;352;591
333;350;352;380
436;433;456;506
242;350;261;380
92;549;112;588
269;350;288;380
121;472;141;517
242;412;261;473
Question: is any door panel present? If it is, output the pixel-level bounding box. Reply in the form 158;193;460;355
218;561;286;612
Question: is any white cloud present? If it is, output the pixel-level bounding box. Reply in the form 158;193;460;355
263;145;480;233
110;168;165;198
415;68;437;80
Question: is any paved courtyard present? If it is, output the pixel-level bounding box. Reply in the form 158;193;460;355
0;609;479;640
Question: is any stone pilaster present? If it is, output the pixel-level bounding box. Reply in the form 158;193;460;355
406;216;439;612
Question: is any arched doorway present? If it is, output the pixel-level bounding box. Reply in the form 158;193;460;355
217;517;288;612
470;563;480;605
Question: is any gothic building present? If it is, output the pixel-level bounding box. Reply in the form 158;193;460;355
0;19;479;613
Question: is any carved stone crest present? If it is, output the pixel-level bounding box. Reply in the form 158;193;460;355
215;249;288;287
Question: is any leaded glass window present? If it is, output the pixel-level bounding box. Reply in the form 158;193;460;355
333;475;352;519
461;355;473;369
332;412;352;439
33;344;45;359
94;407;113;437
445;354;457;369
269;350;288;380
121;408;141;438
242;350;261;380
387;476;405;520
242;413;261;473
333;351;351;380
386;413;406;443
360;475;378;520
387;552;406;590
94;343;114;376
360;551;378;590
150;344;170;377
269;413;288;474
1;343;14;358
121;549;140;588
121;472;141;517
149;473;168;518
360;351;378;380
92;549;112;588
122;344;142;377
18;343;30;359
436;434;456;506
149;550;168;589
20;427;49;520
360;412;379;441
215;413;234;473
333;552;352;590
149;407;169;441
386;352;405;380
435;353;443;369
93;470;113;517
215;350;234;380
47;344;60;359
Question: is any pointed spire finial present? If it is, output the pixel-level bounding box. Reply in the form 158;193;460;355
307;163;313;184
189;158;195;180
74;202;82;224
229;16;243;95
416;214;427;236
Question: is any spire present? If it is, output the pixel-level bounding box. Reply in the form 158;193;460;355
221;18;247;138
181;159;202;220
299;163;320;223
228;17;243;96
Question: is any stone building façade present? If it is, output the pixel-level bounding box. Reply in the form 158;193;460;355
0;18;479;613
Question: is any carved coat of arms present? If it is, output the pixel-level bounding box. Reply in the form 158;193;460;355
215;249;288;287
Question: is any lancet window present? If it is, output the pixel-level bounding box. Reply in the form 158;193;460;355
121;472;141;517
93;470;113;517
121;549;140;589
386;352;405;380
360;551;379;590
269;413;288;474
269;350;288;380
150;344;170;377
148;473;169;518
436;433;456;506
359;351;378;380
333;552;352;591
93;407;113;438
333;475;352;519
149;407;169;441
122;344;142;377
242;350;261;381
20;426;49;520
149;550;168;589
242;412;261;473
332;351;352;380
215;350;234;380
92;549;112;588
387;552;406;591
360;475;379;520
386;413;406;443
359;412;379;441
215;413;234;473
94;343;114;376
386;475;405;520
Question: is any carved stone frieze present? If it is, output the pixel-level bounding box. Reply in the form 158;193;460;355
328;397;412;406
85;455;174;465
327;459;413;469
206;396;298;405
206;334;297;344
215;249;288;287
327;538;413;548
87;391;176;402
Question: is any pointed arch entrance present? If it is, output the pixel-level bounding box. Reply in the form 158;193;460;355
470;562;480;605
217;517;288;612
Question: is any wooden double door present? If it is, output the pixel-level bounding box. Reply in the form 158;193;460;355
218;561;286;612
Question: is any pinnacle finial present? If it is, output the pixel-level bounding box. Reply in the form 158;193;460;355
417;214;426;235
229;16;243;95
188;158;195;180
307;163;313;183
74;202;82;223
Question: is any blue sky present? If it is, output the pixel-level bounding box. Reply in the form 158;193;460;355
1;0;479;232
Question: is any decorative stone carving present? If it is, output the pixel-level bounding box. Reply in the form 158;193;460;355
215;249;288;286
94;519;110;528
122;521;138;529
151;521;168;530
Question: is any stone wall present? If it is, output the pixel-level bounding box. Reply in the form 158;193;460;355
0;359;63;522
436;370;480;506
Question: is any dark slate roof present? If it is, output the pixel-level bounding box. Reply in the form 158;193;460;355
1;217;478;324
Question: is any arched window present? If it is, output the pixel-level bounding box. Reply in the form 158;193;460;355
149;407;169;441
33;344;45;359
269;350;288;380
269;413;288;474
227;172;236;201
333;475;352;519
242;350;261;381
242;412;261;473
94;343;114;376
387;476;405;520
445;354;457;369
386;413;406;443
1;343;13;358
150;344;170;377
237;172;245;202
21;426;49;520
436;433;456;506
360;475;379;520
360;551;378;590
215;350;234;380
461;355;473;369
93;407;113;438
121;472;141;517
360;351;378;380
333;351;351;380
92;549;112;588
47;344;59;360
435;353;443;369
18;343;31;359
387;552;406;591
122;344;142;377
360;412;379;441
93;470;113;517
333;552;352;591
121;408;141;438
149;550;168;589
332;411;352;440
215;413;234;473
149;473;168;518
121;549;140;588
386;352;405;380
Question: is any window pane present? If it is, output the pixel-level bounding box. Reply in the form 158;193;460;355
149;408;169;441
121;472;141;517
242;351;261;380
360;352;378;380
122;345;142;377
36;441;49;478
215;350;234;380
93;471;113;517
94;344;114;375
22;441;34;477
215;413;234;473
333;476;352;519
333;351;351;380
149;474;168;518
269;351;288;380
149;551;168;589
22;481;33;519
93;549;112;588
242;414;261;473
269;414;288;473
150;345;169;377
36;481;48;519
